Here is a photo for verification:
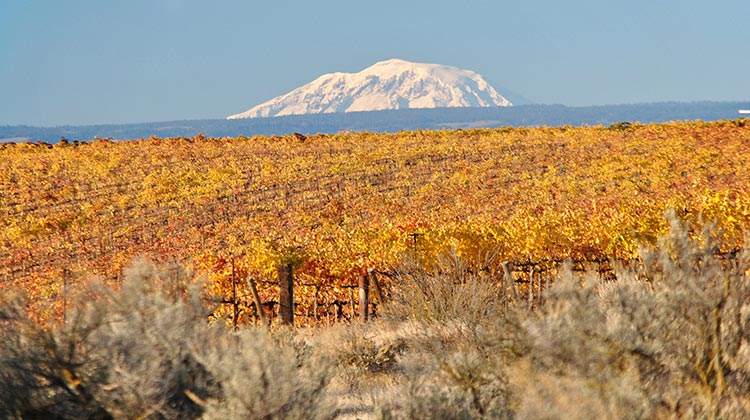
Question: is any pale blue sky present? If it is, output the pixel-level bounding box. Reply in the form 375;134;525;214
1;0;748;126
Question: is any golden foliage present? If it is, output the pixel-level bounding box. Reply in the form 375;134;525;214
2;121;749;320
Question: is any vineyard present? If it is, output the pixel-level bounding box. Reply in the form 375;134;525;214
2;120;749;323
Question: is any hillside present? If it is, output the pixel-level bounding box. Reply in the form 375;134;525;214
2;101;748;143
2;120;750;322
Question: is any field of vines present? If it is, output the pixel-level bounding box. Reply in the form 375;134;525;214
2;120;749;323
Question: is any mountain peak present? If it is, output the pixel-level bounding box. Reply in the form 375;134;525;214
362;58;429;72
228;59;512;119
368;58;412;66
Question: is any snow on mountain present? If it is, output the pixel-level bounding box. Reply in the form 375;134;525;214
227;59;512;119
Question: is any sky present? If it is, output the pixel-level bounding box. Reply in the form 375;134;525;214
1;0;749;126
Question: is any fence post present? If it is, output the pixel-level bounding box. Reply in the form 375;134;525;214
528;266;535;311
313;285;319;326
501;263;508;310
278;263;294;326
231;258;238;330
62;268;68;324
543;268;551;306
325;293;331;327
246;276;267;328
502;261;517;305
367;268;385;305
359;273;370;322
538;267;545;308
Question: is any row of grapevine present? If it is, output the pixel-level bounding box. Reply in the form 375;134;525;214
2;121;749;322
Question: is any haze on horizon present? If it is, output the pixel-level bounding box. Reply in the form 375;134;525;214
1;0;749;127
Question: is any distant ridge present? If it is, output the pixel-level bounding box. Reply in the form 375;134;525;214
228;59;511;119
2;101;748;143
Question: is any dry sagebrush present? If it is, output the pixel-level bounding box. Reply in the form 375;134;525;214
378;215;750;419
0;259;335;420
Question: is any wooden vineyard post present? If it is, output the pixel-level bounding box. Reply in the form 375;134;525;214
538;268;545;308
62;268;68;324
231;258;238;330
349;288;356;322
278;263;294;326
368;268;385;306
528;266;535;311
501;261;517;308
246;276;267;328
313;285;319;326
359;273;369;322
501;263;508;310
325;293;331;327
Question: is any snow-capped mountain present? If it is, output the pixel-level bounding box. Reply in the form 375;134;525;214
227;59;512;119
